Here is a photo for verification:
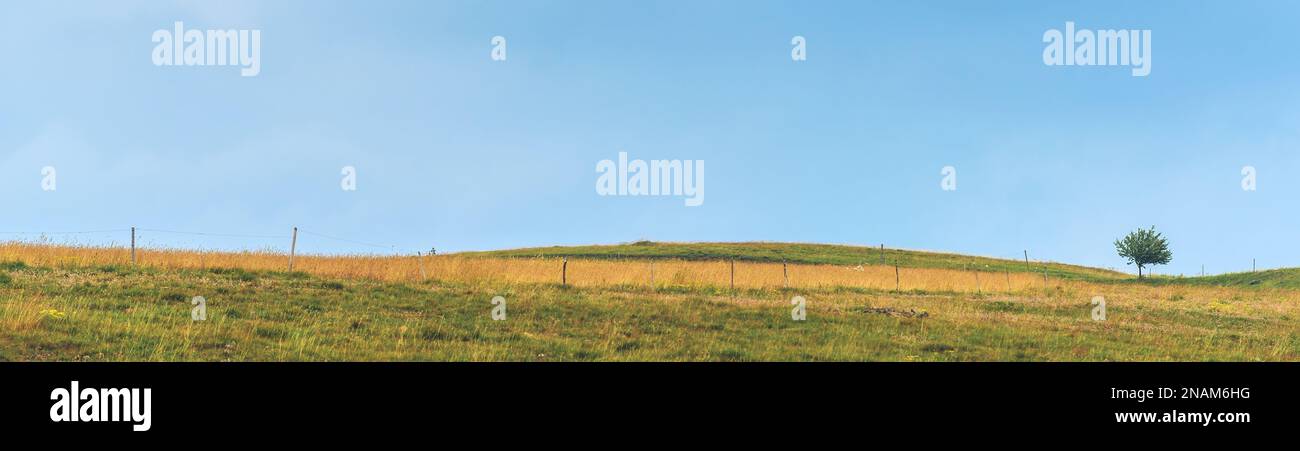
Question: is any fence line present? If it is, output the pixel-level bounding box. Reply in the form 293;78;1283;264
1;226;399;250
40;232;1050;292
0;225;412;273
297;228;397;250
2;231;1227;291
136;228;287;239
0;229;131;235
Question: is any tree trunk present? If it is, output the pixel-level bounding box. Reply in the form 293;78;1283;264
1137;265;1143;279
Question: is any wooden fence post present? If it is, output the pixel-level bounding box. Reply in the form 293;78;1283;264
288;226;298;271
782;259;788;289
1005;268;1011;291
974;269;981;294
562;257;568;286
1023;250;1030;271
894;262;900;292
880;244;885;265
130;227;136;265
729;259;735;293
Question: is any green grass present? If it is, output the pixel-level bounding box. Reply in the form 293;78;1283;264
1140;268;1300;290
3;258;1298;361
461;241;1127;281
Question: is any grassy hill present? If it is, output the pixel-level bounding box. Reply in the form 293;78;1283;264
4;243;1300;361
1143;268;1300;290
462;241;1128;280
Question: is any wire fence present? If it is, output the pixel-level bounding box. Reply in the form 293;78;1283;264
0;229;1058;292
136;228;287;240
0;229;132;235
0;226;406;256
0;228;1237;290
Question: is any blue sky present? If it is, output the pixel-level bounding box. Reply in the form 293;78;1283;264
2;1;1298;276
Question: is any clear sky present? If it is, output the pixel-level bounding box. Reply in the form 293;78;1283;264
2;1;1298;276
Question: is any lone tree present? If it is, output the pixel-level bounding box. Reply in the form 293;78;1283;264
1114;226;1172;279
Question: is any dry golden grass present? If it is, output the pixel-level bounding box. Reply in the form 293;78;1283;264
0;242;1057;293
4;241;1300;361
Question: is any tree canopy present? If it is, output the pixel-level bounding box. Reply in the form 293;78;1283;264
1115;226;1172;279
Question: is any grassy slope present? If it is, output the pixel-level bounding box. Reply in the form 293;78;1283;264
1143;268;1300;290
461;241;1128;281
3;258;1299;361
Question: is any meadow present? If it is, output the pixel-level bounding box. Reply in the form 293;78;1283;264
1;241;1297;361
